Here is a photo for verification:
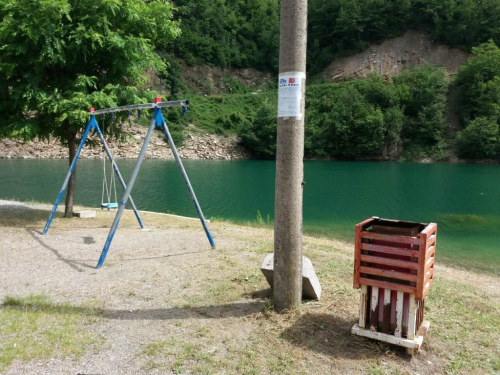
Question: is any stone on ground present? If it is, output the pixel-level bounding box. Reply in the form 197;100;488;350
73;210;96;219
260;253;322;300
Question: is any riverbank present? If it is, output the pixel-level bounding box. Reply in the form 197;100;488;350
0;200;498;374
2;131;500;164
0;124;251;161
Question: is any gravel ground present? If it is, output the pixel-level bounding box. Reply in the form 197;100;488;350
0;200;267;375
1;200;499;375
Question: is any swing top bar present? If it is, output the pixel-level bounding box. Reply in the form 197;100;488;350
90;98;189;115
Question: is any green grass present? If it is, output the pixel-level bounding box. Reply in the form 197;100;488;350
426;279;500;374
0;295;103;372
183;91;276;135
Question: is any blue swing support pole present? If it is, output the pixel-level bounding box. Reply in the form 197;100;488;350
94;123;144;229
42;114;144;235
96;97;215;269
158;110;216;249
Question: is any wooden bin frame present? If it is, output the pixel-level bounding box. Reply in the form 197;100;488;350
351;217;437;356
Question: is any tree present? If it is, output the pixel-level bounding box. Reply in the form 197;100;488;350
0;0;179;216
238;101;277;158
457;117;500;159
394;65;448;155
456;40;500;123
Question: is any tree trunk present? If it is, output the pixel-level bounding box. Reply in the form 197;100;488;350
64;121;77;218
273;0;308;313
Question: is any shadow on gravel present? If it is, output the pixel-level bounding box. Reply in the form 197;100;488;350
104;302;265;320
2;298;264;320
282;312;410;360
0;204;55;227
26;228;89;272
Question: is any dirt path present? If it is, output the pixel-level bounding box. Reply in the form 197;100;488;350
0;201;499;375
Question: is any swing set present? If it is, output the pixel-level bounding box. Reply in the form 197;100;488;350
101;119;119;211
42;97;216;269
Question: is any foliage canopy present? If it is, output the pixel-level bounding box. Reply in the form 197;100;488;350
0;0;179;142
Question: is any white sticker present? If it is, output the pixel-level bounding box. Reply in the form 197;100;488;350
278;72;306;119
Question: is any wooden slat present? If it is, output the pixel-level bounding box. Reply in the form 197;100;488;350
360;254;420;270
422;279;434;298
359;278;416;295
424;256;435;274
359;266;418;282
426;234;436;247
352;323;423;350
353;222;367;289
359;285;368;328
407;294;417;339
359;217;376;230
394;291;404;338
416;229;428;301
424;270;433;284
420;223;437;236
361;231;420;245
425;245;435;260
382;288;391;334
370;286;379;331
360;243;421;258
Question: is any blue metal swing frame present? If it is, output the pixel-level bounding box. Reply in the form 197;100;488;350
43;115;144;235
43;98;216;269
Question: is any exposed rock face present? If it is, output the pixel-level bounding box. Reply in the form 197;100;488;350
0;125;251;160
323;30;470;82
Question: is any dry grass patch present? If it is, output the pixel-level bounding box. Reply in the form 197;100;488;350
0;201;499;374
0;295;103;372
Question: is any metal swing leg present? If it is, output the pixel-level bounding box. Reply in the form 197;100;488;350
159;116;216;249
94;124;144;228
96;116;157;269
96;101;215;269
42;119;94;235
43;117;145;235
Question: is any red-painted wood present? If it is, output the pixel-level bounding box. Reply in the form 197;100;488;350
359;277;416;295
360;254;420;270
360;243;421;258
359;266;418;282
361;231;420;245
353;219;436;300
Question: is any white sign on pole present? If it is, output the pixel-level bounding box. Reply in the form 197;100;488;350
277;72;306;119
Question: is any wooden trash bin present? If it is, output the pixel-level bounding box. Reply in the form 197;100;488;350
351;217;437;356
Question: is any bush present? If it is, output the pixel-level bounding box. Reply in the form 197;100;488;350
238;101;277;158
457;117;499;159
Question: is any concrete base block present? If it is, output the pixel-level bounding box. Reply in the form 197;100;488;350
261;253;322;300
73;210;96;219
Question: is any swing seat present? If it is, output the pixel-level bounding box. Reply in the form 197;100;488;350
101;202;119;209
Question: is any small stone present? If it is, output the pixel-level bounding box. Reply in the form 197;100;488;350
260;253;322;300
73;210;96;219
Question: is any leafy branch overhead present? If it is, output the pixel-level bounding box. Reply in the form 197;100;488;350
0;0;180;141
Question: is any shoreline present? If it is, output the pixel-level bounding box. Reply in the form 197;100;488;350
2;132;500;164
1;198;498;277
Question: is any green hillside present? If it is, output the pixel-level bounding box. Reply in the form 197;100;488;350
158;0;500;161
1;0;500;161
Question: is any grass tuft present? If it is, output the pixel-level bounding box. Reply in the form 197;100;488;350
0;295;103;372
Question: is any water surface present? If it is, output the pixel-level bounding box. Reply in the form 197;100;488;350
0;159;499;274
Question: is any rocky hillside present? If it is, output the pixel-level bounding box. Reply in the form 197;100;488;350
322;30;469;82
0;124;250;160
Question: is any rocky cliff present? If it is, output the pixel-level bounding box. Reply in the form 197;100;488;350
0;124;251;160
322;30;469;82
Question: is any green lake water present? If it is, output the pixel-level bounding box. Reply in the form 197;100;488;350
0;159;499;274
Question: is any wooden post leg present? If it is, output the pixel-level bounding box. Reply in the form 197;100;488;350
395;291;404;338
359;285;368;328
407;294;417;357
370;286;379;331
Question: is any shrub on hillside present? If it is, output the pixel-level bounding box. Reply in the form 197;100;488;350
238;101;277;158
457;117;500;159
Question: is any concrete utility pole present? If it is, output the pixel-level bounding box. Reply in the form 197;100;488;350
273;0;308;312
